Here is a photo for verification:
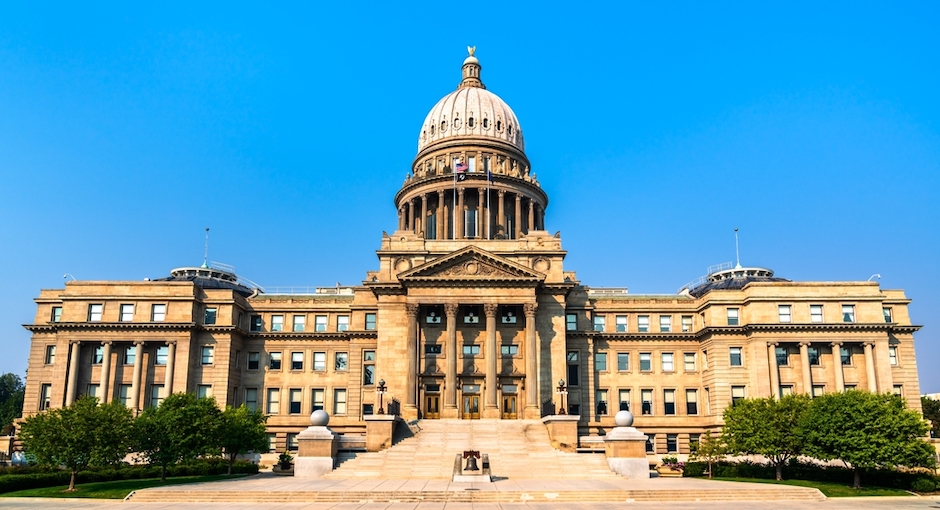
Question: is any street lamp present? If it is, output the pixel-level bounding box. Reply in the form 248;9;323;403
555;379;568;415
376;379;387;415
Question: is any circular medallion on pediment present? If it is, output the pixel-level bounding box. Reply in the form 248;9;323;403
465;261;479;275
533;257;550;272
395;257;412;272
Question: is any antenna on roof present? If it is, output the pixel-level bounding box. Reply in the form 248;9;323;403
202;228;210;269
734;228;741;269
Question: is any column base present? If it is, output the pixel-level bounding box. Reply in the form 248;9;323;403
524;406;541;419
482;408;500;419
401;405;418;422
441;407;459;419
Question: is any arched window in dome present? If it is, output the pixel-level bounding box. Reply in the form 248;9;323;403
430;124;435;135
454;117;461;129
508;124;513;136
441;120;447;132
422;130;426;140
468;117;475;128
496;119;502;132
482;118;489;129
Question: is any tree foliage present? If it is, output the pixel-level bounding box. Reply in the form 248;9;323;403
689;430;726;478
722;393;812;480
219;404;268;474
921;396;940;439
804;391;935;489
133;392;222;481
0;373;25;435
18;396;133;490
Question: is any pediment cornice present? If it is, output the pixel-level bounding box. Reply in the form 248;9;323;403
397;246;545;287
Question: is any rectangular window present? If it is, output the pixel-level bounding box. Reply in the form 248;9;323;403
334;389;347;415
51;306;62;322
657;390;674;416
291;352;304;371
425;344;442;355
201;346;214;365
155;346;168;365
266;388;280;414
40;383;52;410
617;352;629;371
686;389;698;415
727;308;739;326
462;345;481;355
615;315;627;332
315;315;328;332
501;345;519;356
245;388;258;411
842;305;856;323
567;351;580;386
271;315;284;331
666;434;678;453
659;315;671;332
269;352;282;370
812;385;825;397
293;315;305;332
287;433;299;451
463;306;480;324
249;315;262;332
266;433;276;453
889;346;898;366
639;352;652;372
124;346;136;365
204;308;217;325
662;353;674;372
681;315;693;332
88;304;103;322
807;347;820;366
426;306;442;324
335;352;348;371
151;304;166;322
683;352;696;372
845;384;857;391
893;385;903;397
810;305;823;323
690;434;701;452
337;315;349;332
311;389;325;411
363;350;376;385
93;345;103;364
566;313;577;331
731;385;745;405
119;384;132;406
248;351;260;370
593;315;605;332
289;389;302;414
313;352;326;371
150;384;164;408
780;385;793;397
365;313;377;330
641;389;653;415
775;346;789;366
618;389;631;411
778;305;791;323
595;352;607;371
87;383;99;400
596;389;608;415
840;346;853;365
465;208;477;238
883;307;893;323
119;304;134;322
196;385;211;399
729;347;742;367
44;345;55;364
646;434;655;453
637;315;649;332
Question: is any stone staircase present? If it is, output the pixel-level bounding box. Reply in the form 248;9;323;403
325;419;619;480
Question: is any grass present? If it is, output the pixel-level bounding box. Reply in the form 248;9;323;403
0;473;249;499
711;476;913;497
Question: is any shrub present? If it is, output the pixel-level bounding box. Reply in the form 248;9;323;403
911;477;937;493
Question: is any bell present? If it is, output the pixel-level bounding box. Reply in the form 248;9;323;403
464;455;480;472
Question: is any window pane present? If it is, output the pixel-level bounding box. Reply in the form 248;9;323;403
617;353;629;371
595;352;607;371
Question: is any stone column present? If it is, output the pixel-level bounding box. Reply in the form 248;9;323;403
831;342;845;392
478;187;486;239
405;304;418;414
483;303;499;418
497;190;505;238
528;199;535;232
863;342;878;392
767;342;780;399
524;303;539;417
444;303;459;417
408;198;415;232
419;194;428;236
165;341;176;394
456;189;465;239
99;341;113;403
437;191;445;240
514;194;522;239
398;206;404;231
65;340;81;406
129;340;144;412
799;341;812;394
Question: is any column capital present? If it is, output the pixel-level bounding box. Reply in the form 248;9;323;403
862;341;876;348
133;339;146;346
497;189;506;197
524;303;538;317
830;341;844;348
766;341;779;348
69;339;81;345
483;303;498;317
102;340;114;347
444;303;459;317
405;303;419;317
457;188;465;197
799;341;812;347
164;340;176;347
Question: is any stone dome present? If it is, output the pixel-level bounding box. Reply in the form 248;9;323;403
417;49;524;154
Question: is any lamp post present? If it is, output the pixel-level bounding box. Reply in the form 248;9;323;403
376;379;387;415
555;379;567;415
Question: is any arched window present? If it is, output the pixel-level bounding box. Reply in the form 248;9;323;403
468;117;475;128
496;120;502;132
483;118;489;129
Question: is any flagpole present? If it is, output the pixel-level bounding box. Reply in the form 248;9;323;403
486;167;491;240
453;161;457;240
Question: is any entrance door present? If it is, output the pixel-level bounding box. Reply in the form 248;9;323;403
462;395;480;419
501;395;517;419
424;395;440;419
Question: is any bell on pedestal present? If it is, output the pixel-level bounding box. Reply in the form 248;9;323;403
464;455;480;471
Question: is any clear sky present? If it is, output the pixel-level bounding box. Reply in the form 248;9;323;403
2;3;938;391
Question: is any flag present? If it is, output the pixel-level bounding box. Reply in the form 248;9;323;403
487;169;493;182
455;162;468;181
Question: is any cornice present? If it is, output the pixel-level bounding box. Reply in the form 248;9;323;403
23;322;197;333
247;331;375;340
569;331;699;341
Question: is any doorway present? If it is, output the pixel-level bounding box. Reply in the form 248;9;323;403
424;395;440;419
462;395;480;419
501;395;517;419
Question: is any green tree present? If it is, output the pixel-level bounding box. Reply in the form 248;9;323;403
921;396;940;439
18;396;133;490
722;393;811;480
0;373;25;434
805;391;935;489
133;392;222;481
689;430;726;478
219;404;268;475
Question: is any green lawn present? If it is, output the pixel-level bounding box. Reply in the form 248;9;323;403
711;476;913;497
1;474;249;499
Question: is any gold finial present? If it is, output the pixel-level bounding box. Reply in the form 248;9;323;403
467;46;476;57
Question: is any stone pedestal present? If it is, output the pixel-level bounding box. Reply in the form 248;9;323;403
541;414;580;452
604;411;650;479
364;414;398;452
295;410;339;478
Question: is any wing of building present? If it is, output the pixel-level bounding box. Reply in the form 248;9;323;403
21;51;923;456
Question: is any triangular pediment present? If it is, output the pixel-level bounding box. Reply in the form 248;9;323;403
398;246;545;285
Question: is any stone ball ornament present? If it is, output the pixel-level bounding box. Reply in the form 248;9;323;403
310;409;330;426
614;410;634;427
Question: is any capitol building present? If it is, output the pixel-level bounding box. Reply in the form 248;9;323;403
21;50;923;458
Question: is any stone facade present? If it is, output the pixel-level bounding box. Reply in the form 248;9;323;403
20;51;923;457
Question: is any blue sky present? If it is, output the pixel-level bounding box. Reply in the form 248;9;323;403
2;2;939;390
